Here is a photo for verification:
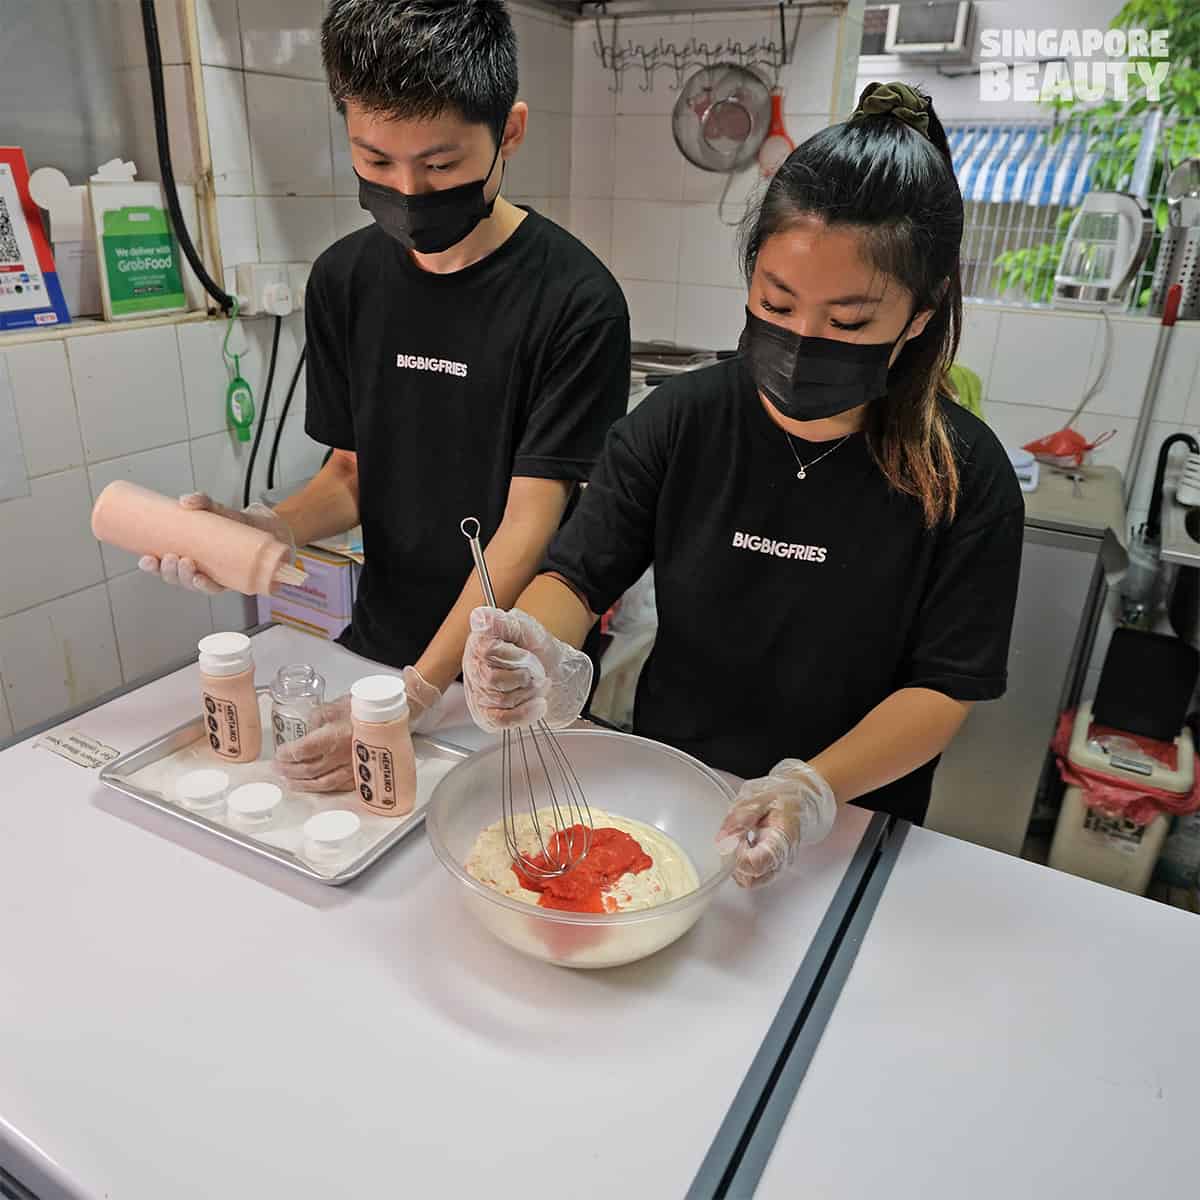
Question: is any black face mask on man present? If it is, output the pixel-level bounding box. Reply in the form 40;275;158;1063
356;134;504;255
737;307;913;422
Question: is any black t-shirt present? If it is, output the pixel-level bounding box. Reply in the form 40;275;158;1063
545;359;1024;823
304;210;630;668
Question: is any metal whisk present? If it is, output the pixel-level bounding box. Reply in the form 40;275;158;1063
461;517;593;880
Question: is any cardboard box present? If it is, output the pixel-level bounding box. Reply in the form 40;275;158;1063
257;546;360;641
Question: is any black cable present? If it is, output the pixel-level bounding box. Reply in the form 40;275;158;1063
140;0;234;314
244;316;282;508
267;343;307;490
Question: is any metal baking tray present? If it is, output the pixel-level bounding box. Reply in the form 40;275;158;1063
99;688;473;885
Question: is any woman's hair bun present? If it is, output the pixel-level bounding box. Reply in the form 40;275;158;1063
848;81;931;138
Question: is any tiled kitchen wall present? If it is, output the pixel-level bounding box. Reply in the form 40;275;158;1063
564;3;865;350
0;314;323;740
955;302;1200;699
196;0;574;282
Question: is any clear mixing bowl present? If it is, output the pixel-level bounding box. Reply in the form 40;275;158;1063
426;729;736;968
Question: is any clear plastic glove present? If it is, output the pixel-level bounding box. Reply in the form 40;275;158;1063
274;666;441;792
274;694;353;793
715;759;837;890
463;606;593;732
136;493;293;595
401;665;443;734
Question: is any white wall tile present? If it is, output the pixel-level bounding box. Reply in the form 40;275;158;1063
620;280;677;343
567;197;613;267
515;15;551;113
210;591;258;634
255;197;336;264
572;20;616;116
611;201;682;283
197;0;243;67
203;66;254;195
544;20;573;115
108;570;213;684
333;197;374;242
782;13;842;117
88;443;196;578
189;422;278;510
215;196;259;270
70;327;188;462
677;203;744;289
4;342;83;478
0;471;104;619
956;305;1001;387
178;320;235;440
239;0;325;80
988;310;1097;412
682;161;765;209
273;397;326;490
329;101;357;196
507;114;551;199
675;284;745;351
546;113;572;198
571;116;615;198
1081;319;1158;420
613;116;684;202
246;74;334;196
546;198;570;228
1162;326;1200;426
0;584;123;734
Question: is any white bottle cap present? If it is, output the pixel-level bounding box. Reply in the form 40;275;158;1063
303;809;362;862
350;674;409;724
227;782;282;826
176;768;230;811
198;631;253;677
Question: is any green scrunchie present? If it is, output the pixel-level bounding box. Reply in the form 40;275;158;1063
848;82;930;138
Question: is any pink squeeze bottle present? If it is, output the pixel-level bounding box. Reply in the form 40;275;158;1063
91;480;300;596
350;675;418;818
198;632;263;763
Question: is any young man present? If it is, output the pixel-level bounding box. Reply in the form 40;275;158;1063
142;0;630;790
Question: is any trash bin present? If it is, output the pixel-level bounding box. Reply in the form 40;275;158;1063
1049;700;1197;895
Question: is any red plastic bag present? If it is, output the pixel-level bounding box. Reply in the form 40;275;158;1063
1024;427;1116;468
1051;709;1200;826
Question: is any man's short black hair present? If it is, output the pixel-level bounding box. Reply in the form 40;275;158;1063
322;0;518;137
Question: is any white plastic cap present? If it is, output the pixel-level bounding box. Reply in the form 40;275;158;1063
303;809;362;862
351;674;409;724
227;782;282;823
198;632;253;677
176;768;230;811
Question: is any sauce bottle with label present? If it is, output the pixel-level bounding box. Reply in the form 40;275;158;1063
350;675;417;818
197;632;262;763
269;664;325;749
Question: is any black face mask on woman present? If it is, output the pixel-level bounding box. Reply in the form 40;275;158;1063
356;135;504;255
738;307;912;421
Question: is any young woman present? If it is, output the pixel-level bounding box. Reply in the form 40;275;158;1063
462;83;1024;890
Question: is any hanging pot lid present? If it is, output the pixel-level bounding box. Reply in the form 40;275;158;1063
671;63;771;174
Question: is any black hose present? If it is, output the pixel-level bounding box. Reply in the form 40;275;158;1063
1146;432;1200;543
244;316;282;508
140;0;234;315
267;344;307;490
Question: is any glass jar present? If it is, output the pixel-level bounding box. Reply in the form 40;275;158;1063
269;664;326;750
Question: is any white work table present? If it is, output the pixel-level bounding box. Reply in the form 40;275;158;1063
729;824;1200;1199
0;627;876;1200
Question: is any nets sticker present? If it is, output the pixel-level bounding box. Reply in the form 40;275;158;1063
34;729;121;770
